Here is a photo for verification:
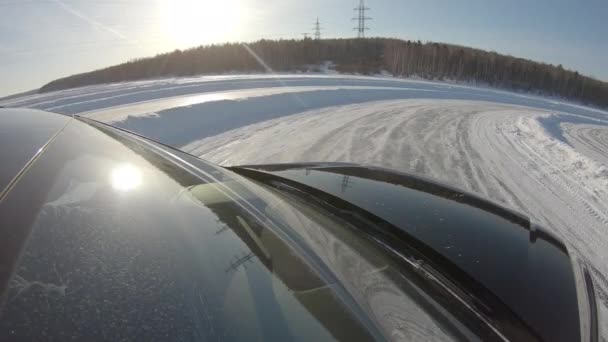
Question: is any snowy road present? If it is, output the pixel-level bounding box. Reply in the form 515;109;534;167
2;74;608;333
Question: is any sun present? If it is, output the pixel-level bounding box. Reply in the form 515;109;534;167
158;0;244;48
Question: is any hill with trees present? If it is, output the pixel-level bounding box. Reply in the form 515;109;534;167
40;38;608;109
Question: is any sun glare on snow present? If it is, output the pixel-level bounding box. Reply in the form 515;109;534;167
158;0;244;48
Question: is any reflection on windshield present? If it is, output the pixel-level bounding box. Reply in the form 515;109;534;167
183;182;379;341
242;182;478;342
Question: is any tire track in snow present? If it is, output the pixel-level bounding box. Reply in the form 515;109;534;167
563;123;608;165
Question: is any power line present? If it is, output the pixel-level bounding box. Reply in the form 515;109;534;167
301;33;310;40
313;17;321;40
353;0;371;38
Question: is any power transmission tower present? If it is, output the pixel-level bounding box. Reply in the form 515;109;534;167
301;32;311;40
313;17;321;40
353;0;371;38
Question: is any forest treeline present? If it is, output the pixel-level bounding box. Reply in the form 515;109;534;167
40;38;608;108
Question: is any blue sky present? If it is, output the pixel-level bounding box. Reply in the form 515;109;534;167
0;0;606;97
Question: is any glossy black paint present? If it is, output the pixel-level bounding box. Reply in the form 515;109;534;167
230;163;583;342
0;118;386;341
0;109;597;341
0;108;69;195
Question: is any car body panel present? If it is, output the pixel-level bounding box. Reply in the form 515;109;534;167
0;117;386;341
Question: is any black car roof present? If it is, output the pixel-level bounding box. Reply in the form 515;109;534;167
0;115;385;341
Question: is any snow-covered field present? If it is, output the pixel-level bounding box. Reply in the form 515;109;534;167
3;74;608;332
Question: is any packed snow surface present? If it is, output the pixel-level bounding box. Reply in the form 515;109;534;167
3;74;608;334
